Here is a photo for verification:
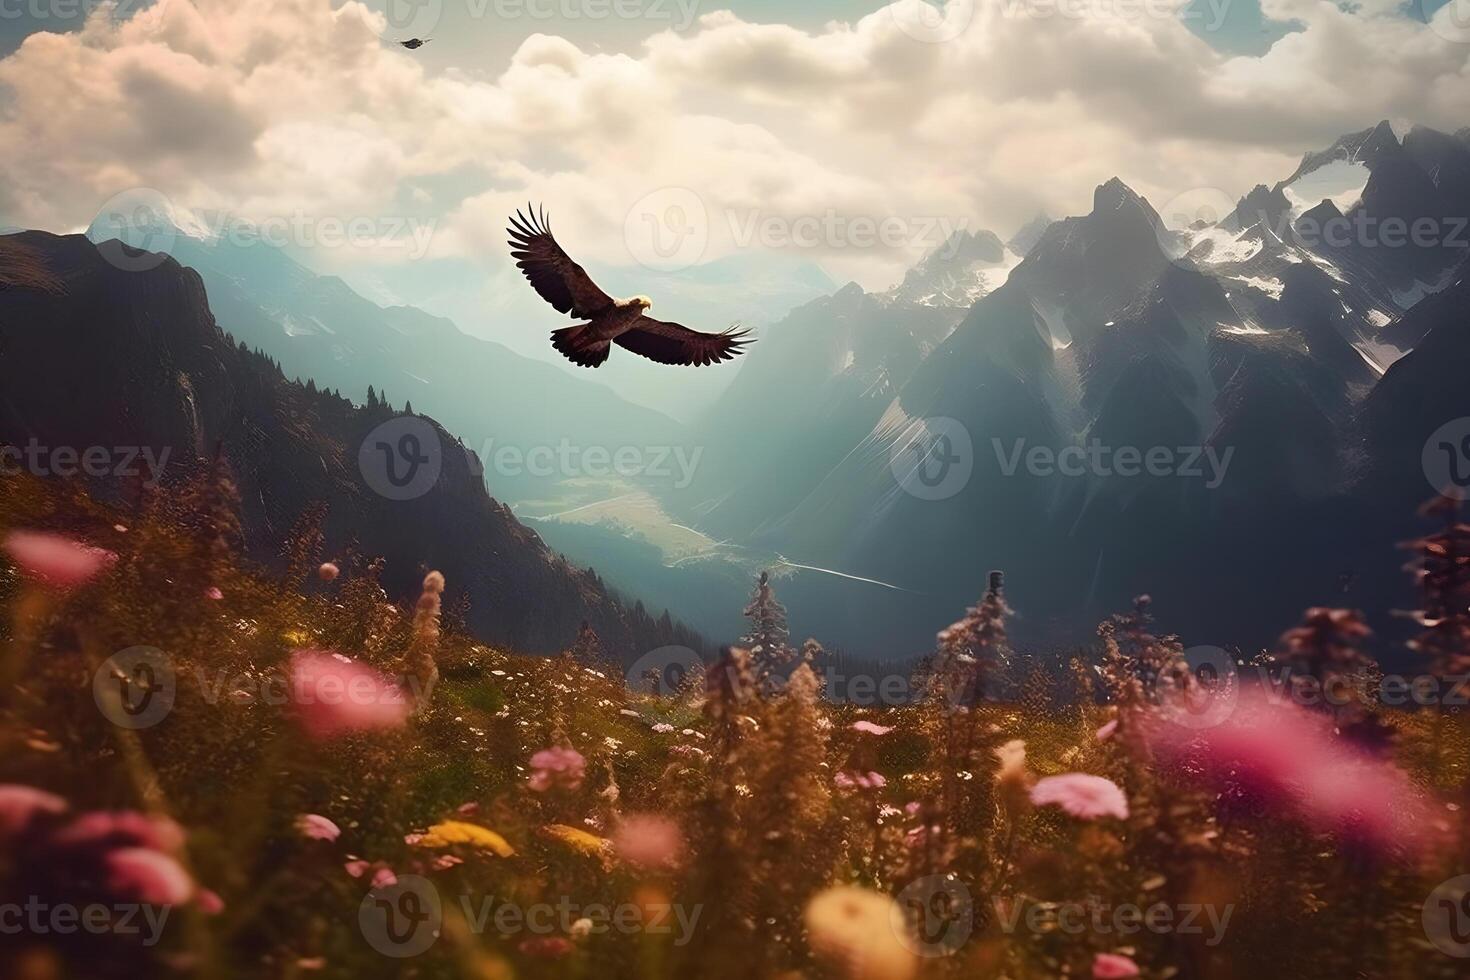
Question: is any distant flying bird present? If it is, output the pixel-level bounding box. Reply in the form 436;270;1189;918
398;38;430;50
507;205;752;368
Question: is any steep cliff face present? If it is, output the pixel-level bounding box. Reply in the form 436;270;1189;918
0;231;702;659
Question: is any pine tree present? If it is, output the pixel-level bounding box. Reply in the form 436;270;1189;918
177;448;243;583
569;620;602;663
741;571;793;689
1403;495;1470;680
1276;607;1372;711
406;571;445;716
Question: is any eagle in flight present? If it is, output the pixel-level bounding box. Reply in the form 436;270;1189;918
398;38;430;50
507;205;752;368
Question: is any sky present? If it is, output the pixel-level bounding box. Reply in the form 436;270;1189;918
0;0;1467;387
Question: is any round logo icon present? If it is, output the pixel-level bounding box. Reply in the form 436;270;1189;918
359;416;443;501
1153;186;1236;268
93;647;177;730
892;875;974;957
1423;875;1470;958
624;188;709;273
1158;645;1239;730
1422;417;1470;501
889;416;973;501
91;189;177;273
887;0;976;44
626;645;706;695
1424;0;1470;44
360;874;442;958
385;0;443;38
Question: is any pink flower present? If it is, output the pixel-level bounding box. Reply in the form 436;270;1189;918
196;889;226;915
2;531;116;590
295;814;341;842
343;859;370;877
835;771;887;791
1096;719;1119;742
1146;689;1437;855
1030;774;1129;821
318;563;340;582
53;811;184;853
288;649;409;739
0;785;68;835
851;720;893;735
105;847;193;905
370;867;398;888
613;814;685;870
528;747;586;793
1094;952;1140;978
205;587;224;601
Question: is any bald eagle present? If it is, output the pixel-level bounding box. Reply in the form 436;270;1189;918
398;38;430;50
507;205;752;369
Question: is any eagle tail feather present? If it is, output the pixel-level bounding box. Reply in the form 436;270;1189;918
551;324;610;368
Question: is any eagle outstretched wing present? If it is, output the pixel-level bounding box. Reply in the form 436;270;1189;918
506;205;614;318
614;317;753;367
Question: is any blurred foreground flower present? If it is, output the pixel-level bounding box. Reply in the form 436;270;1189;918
1146;688;1438;855
2;531;116;590
528;746;586;792
804;885;916;980
1093;951;1140;978
295;813;341;841
416;820;515;856
288;649;409;739
1030;774;1129;821
541;823;610;859
105;847;193;905
0;784;68;835
613;814;684;871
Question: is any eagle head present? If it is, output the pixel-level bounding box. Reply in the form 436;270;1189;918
631;295;653;311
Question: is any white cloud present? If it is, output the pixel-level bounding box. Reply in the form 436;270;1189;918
0;0;1466;290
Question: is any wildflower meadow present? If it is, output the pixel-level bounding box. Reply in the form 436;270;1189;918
1;472;1468;979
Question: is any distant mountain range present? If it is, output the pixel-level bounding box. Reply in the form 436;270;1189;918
662;121;1470;656
0;231;704;659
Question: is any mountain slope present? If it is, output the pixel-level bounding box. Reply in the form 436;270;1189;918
0;231;703;658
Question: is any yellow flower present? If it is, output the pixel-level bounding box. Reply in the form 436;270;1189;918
282;629;312;646
540;824;611;858
416;820;515;857
805;886;916;980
